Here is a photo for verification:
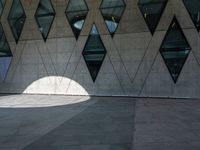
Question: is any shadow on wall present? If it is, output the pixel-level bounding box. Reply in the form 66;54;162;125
0;95;135;149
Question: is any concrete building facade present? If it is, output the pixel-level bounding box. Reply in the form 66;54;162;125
0;0;200;98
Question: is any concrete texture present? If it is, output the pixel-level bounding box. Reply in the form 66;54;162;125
0;95;200;150
0;0;200;98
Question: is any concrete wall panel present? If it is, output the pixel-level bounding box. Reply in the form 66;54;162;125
0;0;200;98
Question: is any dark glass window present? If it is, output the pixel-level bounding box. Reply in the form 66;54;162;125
138;0;167;35
183;0;200;32
65;0;88;40
7;0;26;43
0;0;6;16
160;16;191;83
0;23;12;80
100;0;126;37
82;24;107;82
35;0;55;41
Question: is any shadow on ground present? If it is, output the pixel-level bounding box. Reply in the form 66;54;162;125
1;95;200;150
0;95;135;150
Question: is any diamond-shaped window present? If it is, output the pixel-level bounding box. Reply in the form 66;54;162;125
0;23;12;80
82;24;107;82
160;16;191;83
35;0;56;41
7;0;26;43
138;0;167;35
0;0;6;16
183;0;200;32
100;0;126;37
65;0;88;40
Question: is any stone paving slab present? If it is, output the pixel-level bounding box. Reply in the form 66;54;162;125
132;98;200;150
0;95;200;150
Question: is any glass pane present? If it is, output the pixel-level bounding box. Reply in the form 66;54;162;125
100;0;126;37
100;0;125;8
66;0;88;12
0;24;12;57
138;0;167;34
0;57;12;80
0;23;13;80
160;17;191;83
35;0;55;41
0;0;6;16
8;0;26;43
183;0;200;32
37;0;54;15
65;0;88;40
82;24;107;82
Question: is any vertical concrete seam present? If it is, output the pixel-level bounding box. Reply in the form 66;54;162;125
106;53;126;95
44;42;58;76
34;41;51;82
112;38;132;82
132;35;153;83
191;49;200;69
59;39;77;84
139;50;160;96
65;53;82;94
10;41;27;82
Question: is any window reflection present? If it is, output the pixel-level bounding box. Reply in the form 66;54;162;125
183;0;200;31
7;0;26;43
100;0;126;37
138;0;167;34
0;0;6;16
82;24;107;82
0;23;12;80
160;17;191;83
105;20;118;33
74;20;84;30
66;0;88;40
35;0;55;41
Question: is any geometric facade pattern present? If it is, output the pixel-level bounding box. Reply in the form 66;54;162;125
65;0;88;40
100;0;126;37
138;0;167;35
0;23;12;80
82;24;107;82
183;0;200;32
35;0;56;41
160;16;191;83
7;0;26;43
0;0;6;16
0;0;200;98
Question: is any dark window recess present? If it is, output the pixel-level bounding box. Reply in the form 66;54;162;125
7;0;26;43
65;0;88;40
0;23;13;80
0;0;6;16
183;0;200;32
138;0;167;35
100;0;126;37
160;16;191;83
82;24;107;82
35;0;55;41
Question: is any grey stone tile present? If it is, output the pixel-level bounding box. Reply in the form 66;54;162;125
21;97;135;149
133;142;200;150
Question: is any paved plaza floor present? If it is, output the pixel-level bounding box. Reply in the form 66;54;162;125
0;95;200;150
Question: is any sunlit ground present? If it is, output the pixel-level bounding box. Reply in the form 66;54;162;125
0;94;90;108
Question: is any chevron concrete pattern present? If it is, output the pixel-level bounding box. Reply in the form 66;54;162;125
0;0;199;98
